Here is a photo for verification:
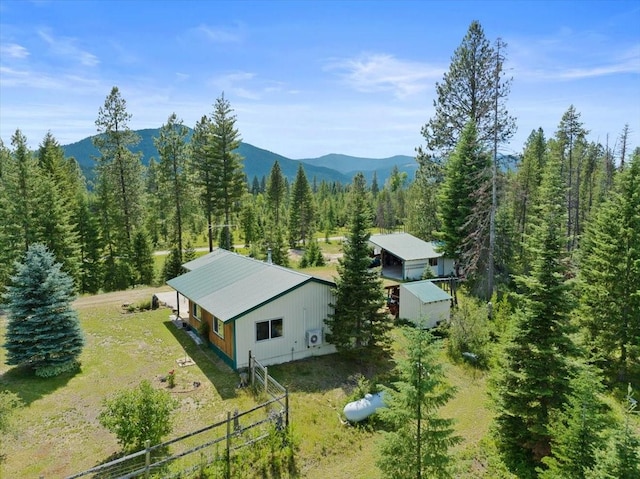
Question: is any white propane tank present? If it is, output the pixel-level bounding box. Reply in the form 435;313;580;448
343;391;387;422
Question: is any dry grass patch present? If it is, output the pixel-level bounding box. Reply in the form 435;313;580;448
0;296;244;478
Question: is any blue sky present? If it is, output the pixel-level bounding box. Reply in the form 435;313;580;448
1;0;638;159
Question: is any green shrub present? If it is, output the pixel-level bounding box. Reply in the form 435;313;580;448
99;380;178;452
446;295;491;368
298;240;325;268
198;320;210;344
346;373;372;403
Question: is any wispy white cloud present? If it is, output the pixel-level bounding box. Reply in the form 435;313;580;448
0;65;103;92
557;61;639;80
192;24;244;44
209;71;270;100
0;65;61;89
326;53;443;98
514;47;640;82
0;42;29;59
37;28;99;66
510;28;640;82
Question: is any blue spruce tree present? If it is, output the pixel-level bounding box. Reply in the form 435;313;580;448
3;243;84;377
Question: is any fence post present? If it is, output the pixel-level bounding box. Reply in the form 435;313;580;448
144;439;151;478
226;411;231;479
264;366;268;394
285;388;289;429
251;355;255;387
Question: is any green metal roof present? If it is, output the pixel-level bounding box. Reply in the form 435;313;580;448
167;249;334;322
401;280;452;303
369;233;443;261
182;248;227;271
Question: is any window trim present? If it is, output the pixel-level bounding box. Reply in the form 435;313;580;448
213;316;224;339
192;303;202;322
256;318;284;342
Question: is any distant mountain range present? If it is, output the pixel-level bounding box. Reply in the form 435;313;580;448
61;128;417;187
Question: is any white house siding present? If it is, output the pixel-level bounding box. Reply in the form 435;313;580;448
438;258;456;277
404;259;428;280
399;285;451;329
233;281;336;369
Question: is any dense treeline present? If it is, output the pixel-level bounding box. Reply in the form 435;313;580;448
0;19;638;478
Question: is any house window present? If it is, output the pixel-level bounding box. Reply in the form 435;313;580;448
256;318;283;341
192;303;202;321
429;257;438;267
213;316;224;339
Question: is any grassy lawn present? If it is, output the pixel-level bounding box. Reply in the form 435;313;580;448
0;296;255;478
0;285;493;478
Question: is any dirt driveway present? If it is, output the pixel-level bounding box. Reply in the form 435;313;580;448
73;285;172;310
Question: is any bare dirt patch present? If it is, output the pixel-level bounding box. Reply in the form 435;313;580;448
289;248;342;264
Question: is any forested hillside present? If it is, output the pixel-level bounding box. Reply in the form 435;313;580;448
61;128;416;187
0;19;638;479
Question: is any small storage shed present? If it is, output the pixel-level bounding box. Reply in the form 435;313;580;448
399;280;452;328
369;233;455;280
167;249;336;369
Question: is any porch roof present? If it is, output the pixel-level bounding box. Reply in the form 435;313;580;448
369;233;443;261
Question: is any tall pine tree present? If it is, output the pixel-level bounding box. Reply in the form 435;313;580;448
554;105;588;252
154;113;192;261
210;93;244;250
288;163;315;247
93;86;144;289
35;132;82;281
265;160;289;265
73;192;102;294
578;148;640;380
510;128;546;273
7;129;39;251
539;364;613;479
436;120;490;276
493;151;576;476
0;132;37;288
419;20;516;156
377;328;461;479
326;173;389;353
191;115;217;252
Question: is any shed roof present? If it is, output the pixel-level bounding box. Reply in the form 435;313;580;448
401;280;452;303
167;249;334;322
369;233;443;261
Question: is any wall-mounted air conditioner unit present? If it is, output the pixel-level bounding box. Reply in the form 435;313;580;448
306;329;323;347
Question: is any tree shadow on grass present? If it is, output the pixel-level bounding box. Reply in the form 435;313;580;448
0;364;77;406
163;320;238;400
267;350;396;396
